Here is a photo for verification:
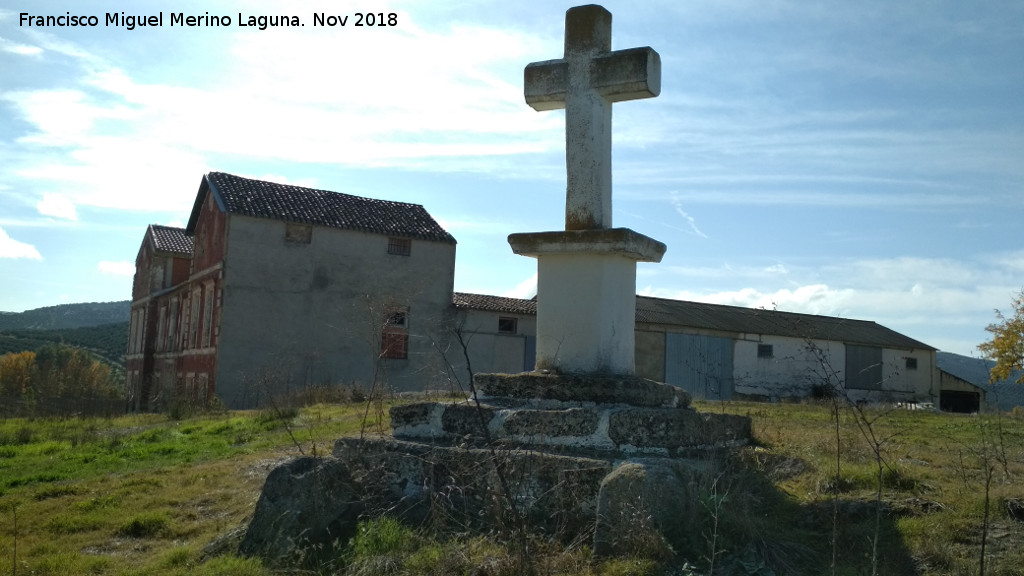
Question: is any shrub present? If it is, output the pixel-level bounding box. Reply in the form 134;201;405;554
118;513;170;538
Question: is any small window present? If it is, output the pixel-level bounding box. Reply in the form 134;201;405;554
757;344;774;359
285;223;312;244
498;317;518;334
386;311;407;328
388;237;412;256
905;357;918;370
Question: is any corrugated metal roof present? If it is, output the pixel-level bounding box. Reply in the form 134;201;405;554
148;225;193;255
453;292;933;351
193;172;455;243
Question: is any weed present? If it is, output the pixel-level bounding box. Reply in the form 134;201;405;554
6;472;66;489
74;493;120;511
192;555;267;576
118;513;171;538
45;513;104;534
160;546;192;568
597;557;663;576
347;516;420;559
15;425;34;445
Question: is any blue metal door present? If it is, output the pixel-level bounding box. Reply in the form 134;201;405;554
665;333;735;400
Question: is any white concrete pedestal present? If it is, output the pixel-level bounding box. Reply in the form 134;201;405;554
508;228;665;375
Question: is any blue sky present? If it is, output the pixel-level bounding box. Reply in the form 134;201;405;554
1;0;1021;356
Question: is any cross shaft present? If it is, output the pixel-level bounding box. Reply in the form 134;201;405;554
524;5;660;231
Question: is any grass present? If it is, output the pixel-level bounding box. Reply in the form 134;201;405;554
0;401;384;575
0;398;1021;575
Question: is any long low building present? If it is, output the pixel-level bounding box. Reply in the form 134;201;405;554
453;293;942;405
130;172;956;409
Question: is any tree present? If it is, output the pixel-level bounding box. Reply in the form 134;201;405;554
0;351;36;396
978;290;1024;384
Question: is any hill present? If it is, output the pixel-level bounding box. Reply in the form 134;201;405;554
0;301;130;368
0;300;129;331
0;322;129;368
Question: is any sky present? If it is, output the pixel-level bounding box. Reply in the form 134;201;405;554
0;0;1021;357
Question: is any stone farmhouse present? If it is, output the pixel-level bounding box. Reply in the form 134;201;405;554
127;172;456;409
130;172;951;409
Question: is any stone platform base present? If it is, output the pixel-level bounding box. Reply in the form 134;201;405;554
242;436;717;563
392;373;748;456
241;373;752;565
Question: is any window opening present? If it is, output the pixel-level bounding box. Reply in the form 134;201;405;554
388;237;412;256
498;317;518;334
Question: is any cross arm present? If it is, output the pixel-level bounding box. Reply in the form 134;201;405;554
524;46;661;112
592;47;660;102
524;59;569;111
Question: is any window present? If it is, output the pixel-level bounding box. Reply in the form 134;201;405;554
498;317;518;334
381;307;409;359
905;357;918;370
285;222;312;244
388;237;411;256
385;310;407;327
201;283;214;348
181;296;190;349
129;310;139;354
157;306;167;352
381;332;409;359
133;309;145;354
197;373;209;404
168;298;179;351
189;288;201;349
757;344;774;359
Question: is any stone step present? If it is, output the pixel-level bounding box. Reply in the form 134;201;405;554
475;372;691;409
390;400;749;456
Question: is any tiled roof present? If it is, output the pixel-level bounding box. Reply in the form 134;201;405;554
453;292;933;351
453;292;537;315
148;225;193;255
200;172;455;243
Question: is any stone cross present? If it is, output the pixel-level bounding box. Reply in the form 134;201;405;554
525;4;661;231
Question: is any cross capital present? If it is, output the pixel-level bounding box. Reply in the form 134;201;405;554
524;5;660;231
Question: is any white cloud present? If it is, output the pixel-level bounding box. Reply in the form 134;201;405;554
97;260;135;276
0;21;558;214
643;253;1020;355
644;284;855;316
0;37;42;56
247;173;319;189
36;193;78;220
503;272;537;299
0;227;42;259
668;193;708;238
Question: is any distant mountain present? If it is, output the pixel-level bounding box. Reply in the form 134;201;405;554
937;351;1024;411
0;301;130;331
0;322;129;368
0;301;131;368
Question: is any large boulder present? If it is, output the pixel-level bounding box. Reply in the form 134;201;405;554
239;456;362;566
593;459;707;559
